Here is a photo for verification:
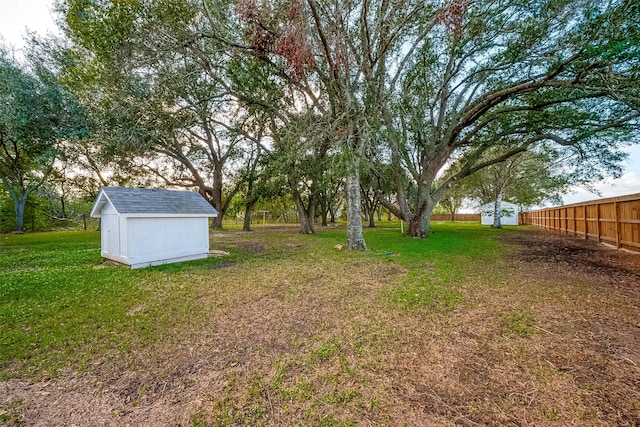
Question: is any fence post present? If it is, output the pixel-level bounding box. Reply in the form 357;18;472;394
614;201;621;249
583;205;588;240
596;203;601;243
545;210;548;230
573;206;577;237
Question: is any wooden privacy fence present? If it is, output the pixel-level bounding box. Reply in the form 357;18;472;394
521;193;640;253
431;214;481;221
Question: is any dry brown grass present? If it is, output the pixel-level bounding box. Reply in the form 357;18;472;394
1;225;639;426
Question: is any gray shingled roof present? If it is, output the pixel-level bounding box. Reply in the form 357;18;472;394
95;187;218;216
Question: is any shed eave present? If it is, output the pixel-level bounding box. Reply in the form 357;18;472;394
120;213;218;218
90;190;113;218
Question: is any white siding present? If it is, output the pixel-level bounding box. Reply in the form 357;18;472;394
127;217;209;266
481;202;519;226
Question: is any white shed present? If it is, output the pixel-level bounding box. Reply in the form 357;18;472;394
90;187;218;269
481;201;519;226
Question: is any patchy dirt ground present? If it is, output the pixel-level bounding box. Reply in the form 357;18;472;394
1;226;639;426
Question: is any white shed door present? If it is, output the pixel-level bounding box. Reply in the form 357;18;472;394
102;214;120;255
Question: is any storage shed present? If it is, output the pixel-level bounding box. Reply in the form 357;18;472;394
481;201;519;226
90;187;218;269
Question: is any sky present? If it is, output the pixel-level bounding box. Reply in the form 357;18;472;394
1;0;639;206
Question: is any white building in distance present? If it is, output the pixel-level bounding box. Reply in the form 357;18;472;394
481;201;519;226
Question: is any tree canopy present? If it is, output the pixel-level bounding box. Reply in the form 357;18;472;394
2;0;637;241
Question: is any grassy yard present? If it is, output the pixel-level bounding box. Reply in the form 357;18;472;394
1;223;639;426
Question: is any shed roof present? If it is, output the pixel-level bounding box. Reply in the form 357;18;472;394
90;187;218;218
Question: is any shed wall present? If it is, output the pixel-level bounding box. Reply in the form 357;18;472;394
126;217;209;267
481;202;519;226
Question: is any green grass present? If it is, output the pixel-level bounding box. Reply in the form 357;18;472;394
0;222;505;379
504;310;536;336
0;231;248;378
337;222;506;309
3;221;639;426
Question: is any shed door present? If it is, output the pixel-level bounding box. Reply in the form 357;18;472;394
102;214;119;255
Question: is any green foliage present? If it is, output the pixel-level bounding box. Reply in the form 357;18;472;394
0;190;92;233
52;0;640;244
381;0;640;235
0;193;51;233
0;44;87;232
58;0;272;227
459;149;571;210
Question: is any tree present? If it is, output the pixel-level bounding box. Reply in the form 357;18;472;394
60;0;262;229
373;0;640;237
463;149;571;228
268;112;334;234
231;0;374;247
360;160;396;227
232;0;640;243
318;172;343;226
0;46;86;233
438;186;467;222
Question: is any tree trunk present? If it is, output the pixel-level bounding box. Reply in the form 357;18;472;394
298;208;314;234
288;173;316;234
492;194;503;229
60;195;67;218
6;185;28;234
293;193;314;234
406;198;438;238
320;197;328;226
243;205;254;231
211;210;224;229
368;206;376;228
407;215;427;237
346;171;367;250
14;193;27;233
210;165;225;229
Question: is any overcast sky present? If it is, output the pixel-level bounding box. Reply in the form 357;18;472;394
1;0;638;206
